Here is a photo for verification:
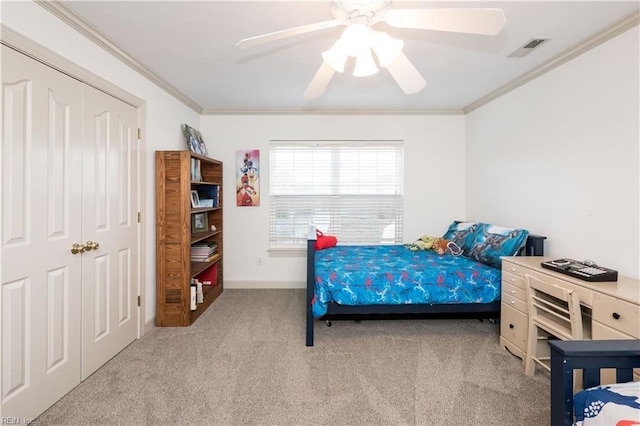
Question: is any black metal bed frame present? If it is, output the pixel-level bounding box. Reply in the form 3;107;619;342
305;231;547;346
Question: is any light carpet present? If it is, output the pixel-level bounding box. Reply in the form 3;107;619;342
34;289;550;425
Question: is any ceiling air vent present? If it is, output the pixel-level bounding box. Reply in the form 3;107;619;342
508;38;550;58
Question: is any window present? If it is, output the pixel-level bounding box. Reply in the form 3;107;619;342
270;140;404;249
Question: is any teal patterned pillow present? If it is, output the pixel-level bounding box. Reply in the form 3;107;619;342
467;223;529;269
442;221;480;254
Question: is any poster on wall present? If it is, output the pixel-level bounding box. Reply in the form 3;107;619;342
236;150;259;206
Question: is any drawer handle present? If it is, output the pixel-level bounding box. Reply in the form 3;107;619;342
612;312;621;320
509;324;514;329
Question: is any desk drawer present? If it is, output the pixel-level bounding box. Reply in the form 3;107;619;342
502;291;528;314
502;271;525;291
502;282;529;314
591;321;640;384
500;302;528;353
592;293;640;338
502;280;526;301
502;261;528;279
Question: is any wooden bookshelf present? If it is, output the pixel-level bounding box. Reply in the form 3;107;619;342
155;151;223;326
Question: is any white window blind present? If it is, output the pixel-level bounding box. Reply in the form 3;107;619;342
270;140;404;248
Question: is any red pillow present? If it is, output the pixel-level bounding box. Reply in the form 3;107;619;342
315;230;337;250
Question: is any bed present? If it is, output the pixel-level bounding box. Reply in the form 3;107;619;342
549;339;640;426
305;221;546;346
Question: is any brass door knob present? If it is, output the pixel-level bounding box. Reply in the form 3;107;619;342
85;241;100;251
70;243;87;254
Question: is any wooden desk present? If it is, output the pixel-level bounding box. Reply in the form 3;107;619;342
500;256;640;377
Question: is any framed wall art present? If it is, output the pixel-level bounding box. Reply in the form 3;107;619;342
236;149;259;207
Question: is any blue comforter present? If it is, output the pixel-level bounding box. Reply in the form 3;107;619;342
312;245;502;318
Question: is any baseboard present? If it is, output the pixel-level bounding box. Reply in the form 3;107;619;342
224;280;305;289
144;317;155;334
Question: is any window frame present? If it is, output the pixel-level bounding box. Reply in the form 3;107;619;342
269;139;404;251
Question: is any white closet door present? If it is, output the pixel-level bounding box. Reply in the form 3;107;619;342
1;46;83;419
2;45;141;419
80;86;139;380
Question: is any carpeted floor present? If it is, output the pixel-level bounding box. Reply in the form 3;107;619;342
34;289;550;425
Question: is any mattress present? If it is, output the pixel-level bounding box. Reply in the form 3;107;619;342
312;245;502;318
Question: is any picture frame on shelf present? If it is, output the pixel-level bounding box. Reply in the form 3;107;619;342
192;212;208;233
190;190;200;208
181;123;208;157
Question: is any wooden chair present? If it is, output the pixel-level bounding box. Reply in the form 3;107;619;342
524;274;589;377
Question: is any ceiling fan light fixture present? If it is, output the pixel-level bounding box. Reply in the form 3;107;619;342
239;2;506;98
352;49;378;77
341;23;372;57
322;39;349;72
370;30;404;67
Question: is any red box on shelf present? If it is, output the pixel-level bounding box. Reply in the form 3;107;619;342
197;263;218;286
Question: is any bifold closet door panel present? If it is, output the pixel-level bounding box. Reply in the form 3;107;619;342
80;86;139;380
1;45;83;420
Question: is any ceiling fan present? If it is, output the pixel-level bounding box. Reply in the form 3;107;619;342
237;1;507;99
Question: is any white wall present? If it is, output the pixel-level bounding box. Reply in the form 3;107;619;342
466;26;639;279
2;1;201;324
4;2;636;324
201;114;467;287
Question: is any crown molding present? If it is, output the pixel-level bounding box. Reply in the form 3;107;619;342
35;0;203;114
1;24;144;109
200;108;464;116
30;1;639;117
463;9;640;114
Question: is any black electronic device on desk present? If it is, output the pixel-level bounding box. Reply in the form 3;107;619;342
541;258;618;282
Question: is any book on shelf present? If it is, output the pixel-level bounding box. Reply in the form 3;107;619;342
197;185;220;207
203;252;220;262
196;281;203;303
196;262;218;286
192;255;218;262
190;278;204;303
191;256;217;262
192;252;219;262
191;242;218;260
191;246;217;256
190;285;197;310
190;158;202;181
192;241;218;249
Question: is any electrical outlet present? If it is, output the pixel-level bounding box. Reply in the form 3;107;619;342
256;257;263;266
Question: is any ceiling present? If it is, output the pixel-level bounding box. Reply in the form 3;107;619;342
57;1;639;114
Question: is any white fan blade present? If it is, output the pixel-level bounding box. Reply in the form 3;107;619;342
385;52;426;95
237;19;343;48
385;8;506;36
304;61;336;99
